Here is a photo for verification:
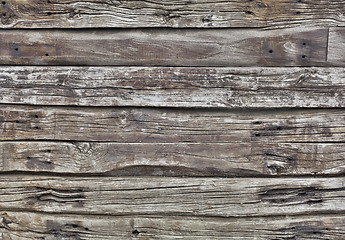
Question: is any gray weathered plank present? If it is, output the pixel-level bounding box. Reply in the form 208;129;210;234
0;28;328;66
328;27;345;66
0;106;344;143
0;67;344;108
0;176;344;217
1;0;345;29
1;211;344;239
1;142;344;176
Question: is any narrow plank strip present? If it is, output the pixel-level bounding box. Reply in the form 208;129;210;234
1;142;344;176
0;28;328;66
0;67;344;108
0;106;344;143
1;211;344;239
0;176;344;217
1;0;345;29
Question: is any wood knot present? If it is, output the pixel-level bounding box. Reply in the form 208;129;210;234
0;5;16;25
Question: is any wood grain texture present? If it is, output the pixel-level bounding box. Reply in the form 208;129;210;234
0;28;328;66
0;176;344;217
1;0;345;29
1;142;344;176
0;106;344;143
1;211;344;239
0;66;344;108
328;27;345;66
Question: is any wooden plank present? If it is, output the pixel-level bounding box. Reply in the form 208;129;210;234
1;142;344;176
0;28;328;66
1;0;345;29
0;106;344;143
0;67;344;108
1;211;344;239
0;176;344;217
327;27;345;66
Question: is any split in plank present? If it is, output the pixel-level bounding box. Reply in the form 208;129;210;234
1;0;345;29
0;67;344;108
0;106;344;143
0;176;344;217
1;142;344;176
1;211;344;239
0;28;328;66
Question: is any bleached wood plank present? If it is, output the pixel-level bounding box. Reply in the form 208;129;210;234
1;0;345;29
0;28;328;66
0;67;344;108
1;211;344;239
1;142;344;176
0;176;344;217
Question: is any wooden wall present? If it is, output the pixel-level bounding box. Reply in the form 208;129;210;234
0;0;345;239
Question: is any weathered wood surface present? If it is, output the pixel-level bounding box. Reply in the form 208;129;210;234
0;176;344;217
0;106;344;143
1;142;344;176
328;27;345;66
0;28;328;66
0;67;344;108
1;211;344;240
1;0;345;29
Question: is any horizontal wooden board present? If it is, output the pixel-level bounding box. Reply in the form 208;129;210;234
1;0;345;29
0;106;344;143
1;142;344;176
0;176;344;217
0;67;344;108
1;211;344;239
0;28;328;66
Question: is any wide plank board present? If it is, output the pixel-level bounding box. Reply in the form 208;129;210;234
1;211;344;239
1;142;344;176
0;28;328;66
0;106;344;143
1;0;345;29
0;176;344;217
0;67;344;108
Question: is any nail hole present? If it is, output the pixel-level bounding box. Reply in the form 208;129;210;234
15;120;20;123
253;121;262;125
302;42;306;45
245;11;253;15
2;13;6;17
47;149;51;153
14;48;18;51
132;230;140;236
72;224;78;228
47;12;52;15
34;126;40;130
2;1;6;5
297;0;301;2
34;115;39;118
302;55;306;59
296;11;301;14
269;49;273;53
47;0;51;3
254;133;261;137
27;156;31;160
85;227;89;231
45;53;49;56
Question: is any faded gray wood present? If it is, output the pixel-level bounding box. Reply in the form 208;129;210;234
1;142;344;176
328;27;345;66
1;211;344;239
0;106;343;143
0;67;344;108
1;0;345;29
0;176;344;217
0;28;328;66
